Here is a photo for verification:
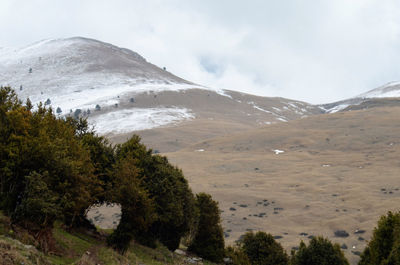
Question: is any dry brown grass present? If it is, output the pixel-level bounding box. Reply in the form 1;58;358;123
93;101;400;264
158;106;400;264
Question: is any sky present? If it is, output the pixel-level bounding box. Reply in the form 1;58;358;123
1;0;400;104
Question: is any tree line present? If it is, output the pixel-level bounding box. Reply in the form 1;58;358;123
0;86;224;257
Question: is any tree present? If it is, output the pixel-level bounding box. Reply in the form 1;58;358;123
95;104;101;111
80;133;115;203
359;212;400;265
45;98;51;105
188;193;225;263
239;231;288;265
74;109;82;119
107;156;156;253
56;107;62;114
26;98;33;111
115;136;197;251
291;236;349;265
12;171;60;229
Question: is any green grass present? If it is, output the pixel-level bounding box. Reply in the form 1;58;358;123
0;213;218;265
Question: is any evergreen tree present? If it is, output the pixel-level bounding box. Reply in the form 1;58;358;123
115;136;197;251
107;156;156;253
359;212;400;265
291;236;348;265
239;231;288;265
12;171;60;229
188;193;225;263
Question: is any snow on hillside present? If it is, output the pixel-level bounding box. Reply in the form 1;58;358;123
0;37;224;133
358;81;400;98
319;81;400;113
0;37;323;134
92;107;194;134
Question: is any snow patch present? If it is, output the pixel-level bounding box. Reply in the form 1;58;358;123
326;104;349;113
89;107;194;134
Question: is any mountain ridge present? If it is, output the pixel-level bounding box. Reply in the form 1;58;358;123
0;37;322;136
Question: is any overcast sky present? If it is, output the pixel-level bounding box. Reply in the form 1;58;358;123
1;0;400;103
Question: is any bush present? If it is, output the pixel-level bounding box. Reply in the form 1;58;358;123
291;236;348;265
225;246;251;265
188;193;225;263
239;231;288;265
359;211;400;265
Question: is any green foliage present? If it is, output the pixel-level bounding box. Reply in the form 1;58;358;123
0;87;209;261
12;171;60;229
80;133;115;203
359;211;400;265
107;157;156;253
115;136;197;251
0;86;98;229
239;231;288;265
291;236;348;265
225;246;251;265
188;193;225;263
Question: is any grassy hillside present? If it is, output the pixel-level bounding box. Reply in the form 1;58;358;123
162;105;400;265
0;211;214;265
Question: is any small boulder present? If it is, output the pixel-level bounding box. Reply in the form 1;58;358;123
334;230;349;238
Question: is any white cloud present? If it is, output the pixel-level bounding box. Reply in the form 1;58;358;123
1;0;400;103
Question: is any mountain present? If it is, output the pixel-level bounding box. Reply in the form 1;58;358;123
320;81;400;113
0;37;322;145
2;37;400;264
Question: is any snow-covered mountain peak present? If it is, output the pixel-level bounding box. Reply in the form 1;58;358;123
357;81;400;99
0;37;321;136
0;37;198;111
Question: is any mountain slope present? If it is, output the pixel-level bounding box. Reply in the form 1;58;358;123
0;37;322;139
320;81;400;113
165;104;400;265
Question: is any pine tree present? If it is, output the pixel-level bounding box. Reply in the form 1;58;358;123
188;193;225;263
291;236;348;265
239;231;288;265
359;212;400;265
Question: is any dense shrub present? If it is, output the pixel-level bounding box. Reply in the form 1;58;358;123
188;193;225;263
359;211;400;265
239;231;288;265
291;236;349;265
225;246;251;265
